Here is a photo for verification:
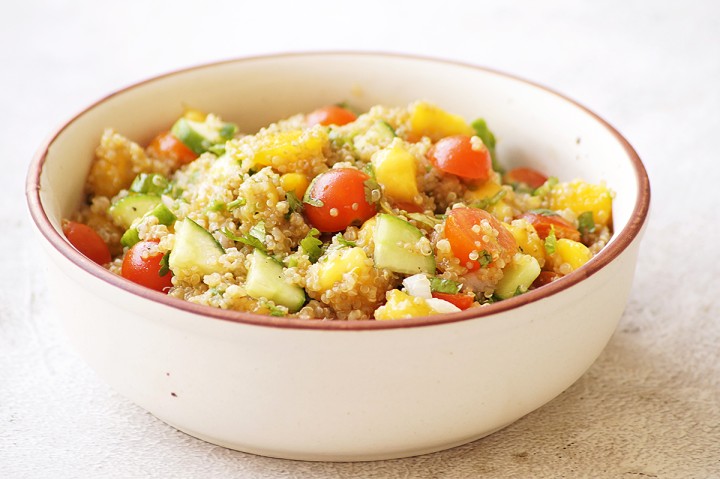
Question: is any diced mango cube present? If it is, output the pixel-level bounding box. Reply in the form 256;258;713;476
374;289;434;320
549;180;613;227
253;128;327;168
464;178;502;203
504;219;546;267
371;139;419;203
554;238;592;271
317;247;371;291
409;101;474;141
280;172;309;198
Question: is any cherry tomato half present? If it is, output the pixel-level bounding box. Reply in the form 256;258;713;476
431;291;474;310
428;135;491;180
444;208;517;271
303;168;377;232
306;105;357;127
146;131;198;166
519;212;580;242
504;167;548;189
121;240;173;292
63;221;112;265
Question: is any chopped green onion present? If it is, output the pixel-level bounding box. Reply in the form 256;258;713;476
334;234;357;248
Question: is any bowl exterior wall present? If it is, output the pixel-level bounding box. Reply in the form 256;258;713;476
39;231;641;460
29;53;649;461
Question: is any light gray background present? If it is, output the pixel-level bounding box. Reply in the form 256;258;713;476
2;1;719;477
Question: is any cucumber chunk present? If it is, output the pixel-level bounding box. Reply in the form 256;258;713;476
168;218;225;277
494;254;541;299
109;194;161;229
171;115;237;155
246;249;306;313
373;214;436;275
120;203;177;248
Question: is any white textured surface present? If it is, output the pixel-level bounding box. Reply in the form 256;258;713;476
2;0;719;477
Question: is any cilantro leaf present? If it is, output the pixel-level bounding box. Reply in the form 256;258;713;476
578;211;596;236
429;277;462;295
478;250;493;268
220;222;267;254
334;233;357;248
159;251;171;277
532;176;558;197
300;228;323;263
285;191;303;219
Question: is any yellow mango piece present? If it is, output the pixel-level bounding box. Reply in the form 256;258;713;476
409;101;474;141
317;247;371;291
464;178;502;203
371;140;419;203
549;180;613;227
555;238;592;271
253;129;326;167
504;219;545;266
280;172;309;198
374;289;434;320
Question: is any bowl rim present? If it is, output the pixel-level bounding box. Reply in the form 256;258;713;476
25;51;651;331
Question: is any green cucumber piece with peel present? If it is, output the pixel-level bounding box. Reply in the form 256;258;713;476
373;213;436;275
246;249;306;313
168;218;225;277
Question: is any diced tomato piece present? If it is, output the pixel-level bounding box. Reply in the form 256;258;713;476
519;212;580;242
431;291;474;310
147;131;198;166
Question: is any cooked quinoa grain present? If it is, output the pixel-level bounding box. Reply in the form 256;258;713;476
66;101;614;320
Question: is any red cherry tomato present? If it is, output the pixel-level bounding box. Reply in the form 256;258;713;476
306;105;357;126
444;208;517;271
519;212;580;242
63;221;112;265
121;240;173;292
504;167;548;189
431;291;474;310
428;135;491;180
303;168;377;232
146;131;198;166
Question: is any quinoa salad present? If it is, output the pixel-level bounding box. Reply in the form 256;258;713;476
63;101;614;320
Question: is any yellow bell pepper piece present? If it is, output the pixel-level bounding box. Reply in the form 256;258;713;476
371;140;419;203
549;180;613;228
409;101;474;141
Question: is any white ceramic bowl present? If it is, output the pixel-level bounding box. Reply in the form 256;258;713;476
26;52;650;461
